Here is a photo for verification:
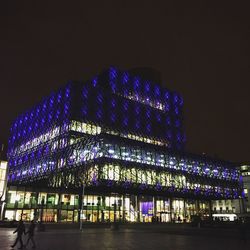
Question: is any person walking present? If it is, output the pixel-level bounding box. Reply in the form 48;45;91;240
11;220;26;249
25;220;36;248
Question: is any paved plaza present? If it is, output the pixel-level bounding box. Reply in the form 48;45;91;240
0;226;249;250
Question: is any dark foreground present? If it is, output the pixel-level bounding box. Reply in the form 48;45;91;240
0;225;249;250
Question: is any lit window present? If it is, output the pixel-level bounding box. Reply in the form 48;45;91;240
70;121;101;135
241;165;249;171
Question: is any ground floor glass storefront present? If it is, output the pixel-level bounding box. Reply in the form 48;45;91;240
3;188;218;223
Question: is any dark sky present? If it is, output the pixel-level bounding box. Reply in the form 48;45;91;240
0;1;250;162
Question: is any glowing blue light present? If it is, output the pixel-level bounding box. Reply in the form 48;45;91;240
82;87;88;98
175;107;179;115
154;86;160;97
179;95;184;106
175;120;180;127
123;117;128;126
111;113;116;122
156;113;161;122
164;91;169;100
122;72;129;84
123;88;129;96
174;94;178;104
165;103;170;112
146;124;151;132
134;77;140;90
176;132;181;142
109;67;117;80
239;175;243;183
65;88;70;98
111;82;116;93
97;93;103;103
146;109;151;118
111;99;116;108
135;106;140;114
135;120;140;129
50;98;54;106
166;117;171;125
96;109;103;119
145;81;150;93
123;101;128;111
92;77;98;87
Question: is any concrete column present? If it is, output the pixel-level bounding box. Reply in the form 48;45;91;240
183;199;186;220
169;198;173;222
101;196;105;222
153;196;156;218
208;200;212;219
136;195;140;222
34;192;39;221
57;192;62;222
122;195;126;222
1;186;9;220
196;200;200;215
239;198;245;215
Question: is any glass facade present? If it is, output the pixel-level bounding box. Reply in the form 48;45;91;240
4;188;213;223
5;188;79;222
0;161;7;198
5;67;242;222
239;165;250;213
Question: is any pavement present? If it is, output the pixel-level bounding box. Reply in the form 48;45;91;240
0;224;249;250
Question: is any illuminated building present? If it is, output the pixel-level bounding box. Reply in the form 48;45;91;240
210;164;250;221
5;67;242;222
239;165;250;214
0;160;8;220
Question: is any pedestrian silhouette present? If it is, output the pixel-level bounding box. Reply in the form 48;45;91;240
25;220;36;248
11;220;25;249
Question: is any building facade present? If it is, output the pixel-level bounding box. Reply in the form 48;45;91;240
0;160;8;220
5;67;242;223
238;164;250;214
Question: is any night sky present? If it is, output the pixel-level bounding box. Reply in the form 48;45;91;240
0;1;249;162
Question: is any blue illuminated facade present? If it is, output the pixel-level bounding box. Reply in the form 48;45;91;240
5;67;242;223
